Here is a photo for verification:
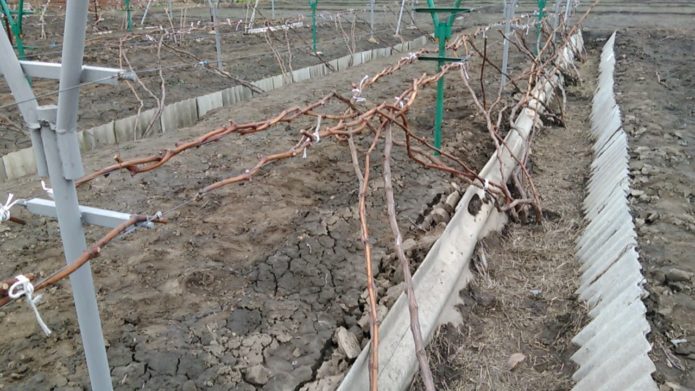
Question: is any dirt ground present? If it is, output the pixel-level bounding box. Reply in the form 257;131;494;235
613;29;695;388
0;6;426;155
0;23;508;389
0;2;692;391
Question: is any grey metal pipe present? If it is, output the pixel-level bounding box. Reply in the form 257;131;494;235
209;0;224;70
564;0;571;22
395;0;407;36
369;0;375;39
52;0;113;389
499;0;516;92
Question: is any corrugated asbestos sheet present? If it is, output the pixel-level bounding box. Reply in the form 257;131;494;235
570;32;658;391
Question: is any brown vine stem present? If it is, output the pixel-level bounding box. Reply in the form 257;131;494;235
383;125;435;391
352;121;384;391
0;215;165;308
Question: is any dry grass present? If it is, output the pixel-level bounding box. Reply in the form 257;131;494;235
411;49;600;391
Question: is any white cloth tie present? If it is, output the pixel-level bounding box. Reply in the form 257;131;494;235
9;275;52;336
0;193;19;222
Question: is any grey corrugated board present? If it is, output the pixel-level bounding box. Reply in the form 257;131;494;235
579;192;630;239
574;352;656;391
222;86;250;106
160;98;198;133
577;221;635;266
571;31;657;391
580;235;637;284
197;91;224;117
0;157;7;181
337;55;351;71
113;114;138;144
586;268;644;310
572;316;650;372
271;74;285;89
579;255;643;303
2;147;36;180
572;298;646;346
351;52;363;66
114;108;161;143
84;121;116;149
589;280;645;318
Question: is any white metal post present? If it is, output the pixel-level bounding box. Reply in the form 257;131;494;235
369;0;375;40
53;0;113;389
500;0;516;91
552;0;561;41
141;0;153;26
209;0;223;70
564;0;571;22
410;0;418;29
395;0;407;36
271;0;275;19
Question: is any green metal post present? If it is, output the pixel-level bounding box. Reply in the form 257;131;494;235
433;22;448;154
1;0;26;58
125;0;132;31
536;0;546;55
310;0;318;53
16;0;23;34
417;0;465;154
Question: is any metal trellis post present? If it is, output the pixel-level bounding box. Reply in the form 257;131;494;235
0;0;146;388
369;0;375;40
415;0;470;155
536;0;546;54
209;0;223;70
395;0;407;36
125;0;132;31
1;0;27;58
500;0;516;91
552;0;561;42
47;1;111;389
310;0;318;53
410;0;418;28
564;0;572;23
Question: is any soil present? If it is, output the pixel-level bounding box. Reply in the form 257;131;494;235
613;29;695;388
0;5;426;155
0;24;501;390
0;2;692;391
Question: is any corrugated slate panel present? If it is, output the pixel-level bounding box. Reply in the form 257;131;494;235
570;32;658;391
